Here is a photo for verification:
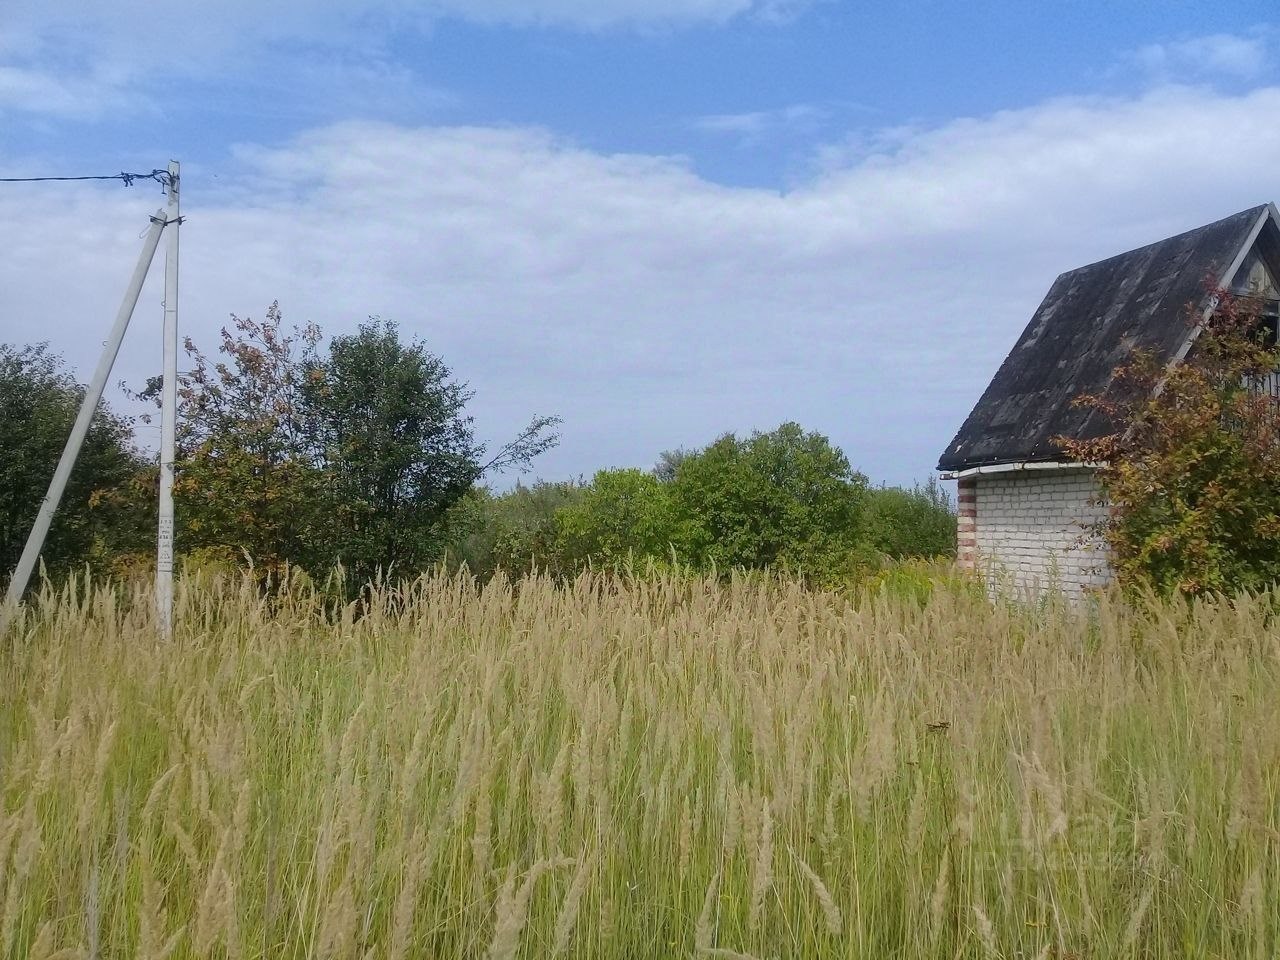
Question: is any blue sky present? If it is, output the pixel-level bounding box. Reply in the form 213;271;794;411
3;2;1280;487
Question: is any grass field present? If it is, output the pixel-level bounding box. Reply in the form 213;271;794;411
1;568;1278;958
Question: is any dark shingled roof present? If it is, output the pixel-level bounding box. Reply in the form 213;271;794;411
938;205;1273;473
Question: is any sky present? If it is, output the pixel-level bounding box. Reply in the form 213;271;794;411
3;2;1280;488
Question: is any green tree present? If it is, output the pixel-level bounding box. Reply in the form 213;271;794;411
1059;290;1280;594
161;307;559;584
555;469;676;567
305;319;559;584
1;343;152;584
862;477;956;560
652;448;692;484
669;422;869;578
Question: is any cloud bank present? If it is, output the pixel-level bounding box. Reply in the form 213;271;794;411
5;83;1280;485
1134;31;1271;82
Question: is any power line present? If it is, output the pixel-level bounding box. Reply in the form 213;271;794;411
0;169;175;189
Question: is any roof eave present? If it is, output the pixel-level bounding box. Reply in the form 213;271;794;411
938;459;1106;481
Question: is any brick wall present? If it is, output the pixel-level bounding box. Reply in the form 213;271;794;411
962;468;1111;597
957;476;977;570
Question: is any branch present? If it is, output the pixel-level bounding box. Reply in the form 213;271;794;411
478;415;561;476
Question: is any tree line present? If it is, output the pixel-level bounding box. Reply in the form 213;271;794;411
1;304;956;595
449;448;955;582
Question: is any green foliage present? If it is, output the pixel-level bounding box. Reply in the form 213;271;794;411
668;422;870;580
862;476;956;559
6;316;951;591
864;557;980;606
1059;291;1280;595
445;480;584;577
441;424;957;584
652;447;691;484
156;305;559;585
159;304;330;576
0;343;152;586
306;319;533;584
555;468;677;567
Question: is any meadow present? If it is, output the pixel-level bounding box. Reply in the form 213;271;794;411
0;568;1277;958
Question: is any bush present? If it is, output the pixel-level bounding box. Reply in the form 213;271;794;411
445;481;584;578
864;557;980;606
862;476;956;560
1060;290;1280;594
554;469;676;568
668;422;869;582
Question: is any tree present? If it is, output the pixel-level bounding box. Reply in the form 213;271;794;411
668;422;869;578
149;304;329;574
157;306;559;584
555;469;676;567
652;448;692;484
305;319;558;583
1;343;152;584
1058;290;1280;594
444;480;585;578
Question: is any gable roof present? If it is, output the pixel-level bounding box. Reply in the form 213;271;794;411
938;204;1279;474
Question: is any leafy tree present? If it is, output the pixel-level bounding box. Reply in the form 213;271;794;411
555;469;676;567
669;422;869;578
443;426;876;582
1059;290;1280;594
862;477;956;560
150;304;329;575
156;306;559;584
1;343;152;584
305;319;558;584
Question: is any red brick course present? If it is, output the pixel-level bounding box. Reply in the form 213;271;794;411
956;477;977;570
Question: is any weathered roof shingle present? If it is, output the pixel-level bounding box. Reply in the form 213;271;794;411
938;205;1272;473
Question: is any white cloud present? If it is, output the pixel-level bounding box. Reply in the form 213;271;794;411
0;64;137;117
694;104;828;140
0;0;808;120
5;85;1280;485
1133;31;1271;82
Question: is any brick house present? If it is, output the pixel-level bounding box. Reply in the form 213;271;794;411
938;204;1280;596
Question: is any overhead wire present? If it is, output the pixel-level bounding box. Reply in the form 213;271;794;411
0;169;175;190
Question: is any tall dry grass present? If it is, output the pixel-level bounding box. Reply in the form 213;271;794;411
0;568;1278;958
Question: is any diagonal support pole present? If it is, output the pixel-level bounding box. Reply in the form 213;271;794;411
1;209;170;634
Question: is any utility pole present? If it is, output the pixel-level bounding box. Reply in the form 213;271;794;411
1;209;170;634
157;161;180;637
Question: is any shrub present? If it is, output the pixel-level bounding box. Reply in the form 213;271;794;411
1060;290;1280;594
862;476;957;560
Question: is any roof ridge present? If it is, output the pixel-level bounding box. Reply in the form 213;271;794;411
938;204;1274;473
1060;204;1269;277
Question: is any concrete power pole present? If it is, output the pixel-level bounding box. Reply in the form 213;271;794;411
157;161;180;637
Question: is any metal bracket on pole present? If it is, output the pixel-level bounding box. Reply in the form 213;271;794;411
0;209;170;636
157;160;180;638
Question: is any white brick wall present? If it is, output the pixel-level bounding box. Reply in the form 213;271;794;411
972;469;1111;597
